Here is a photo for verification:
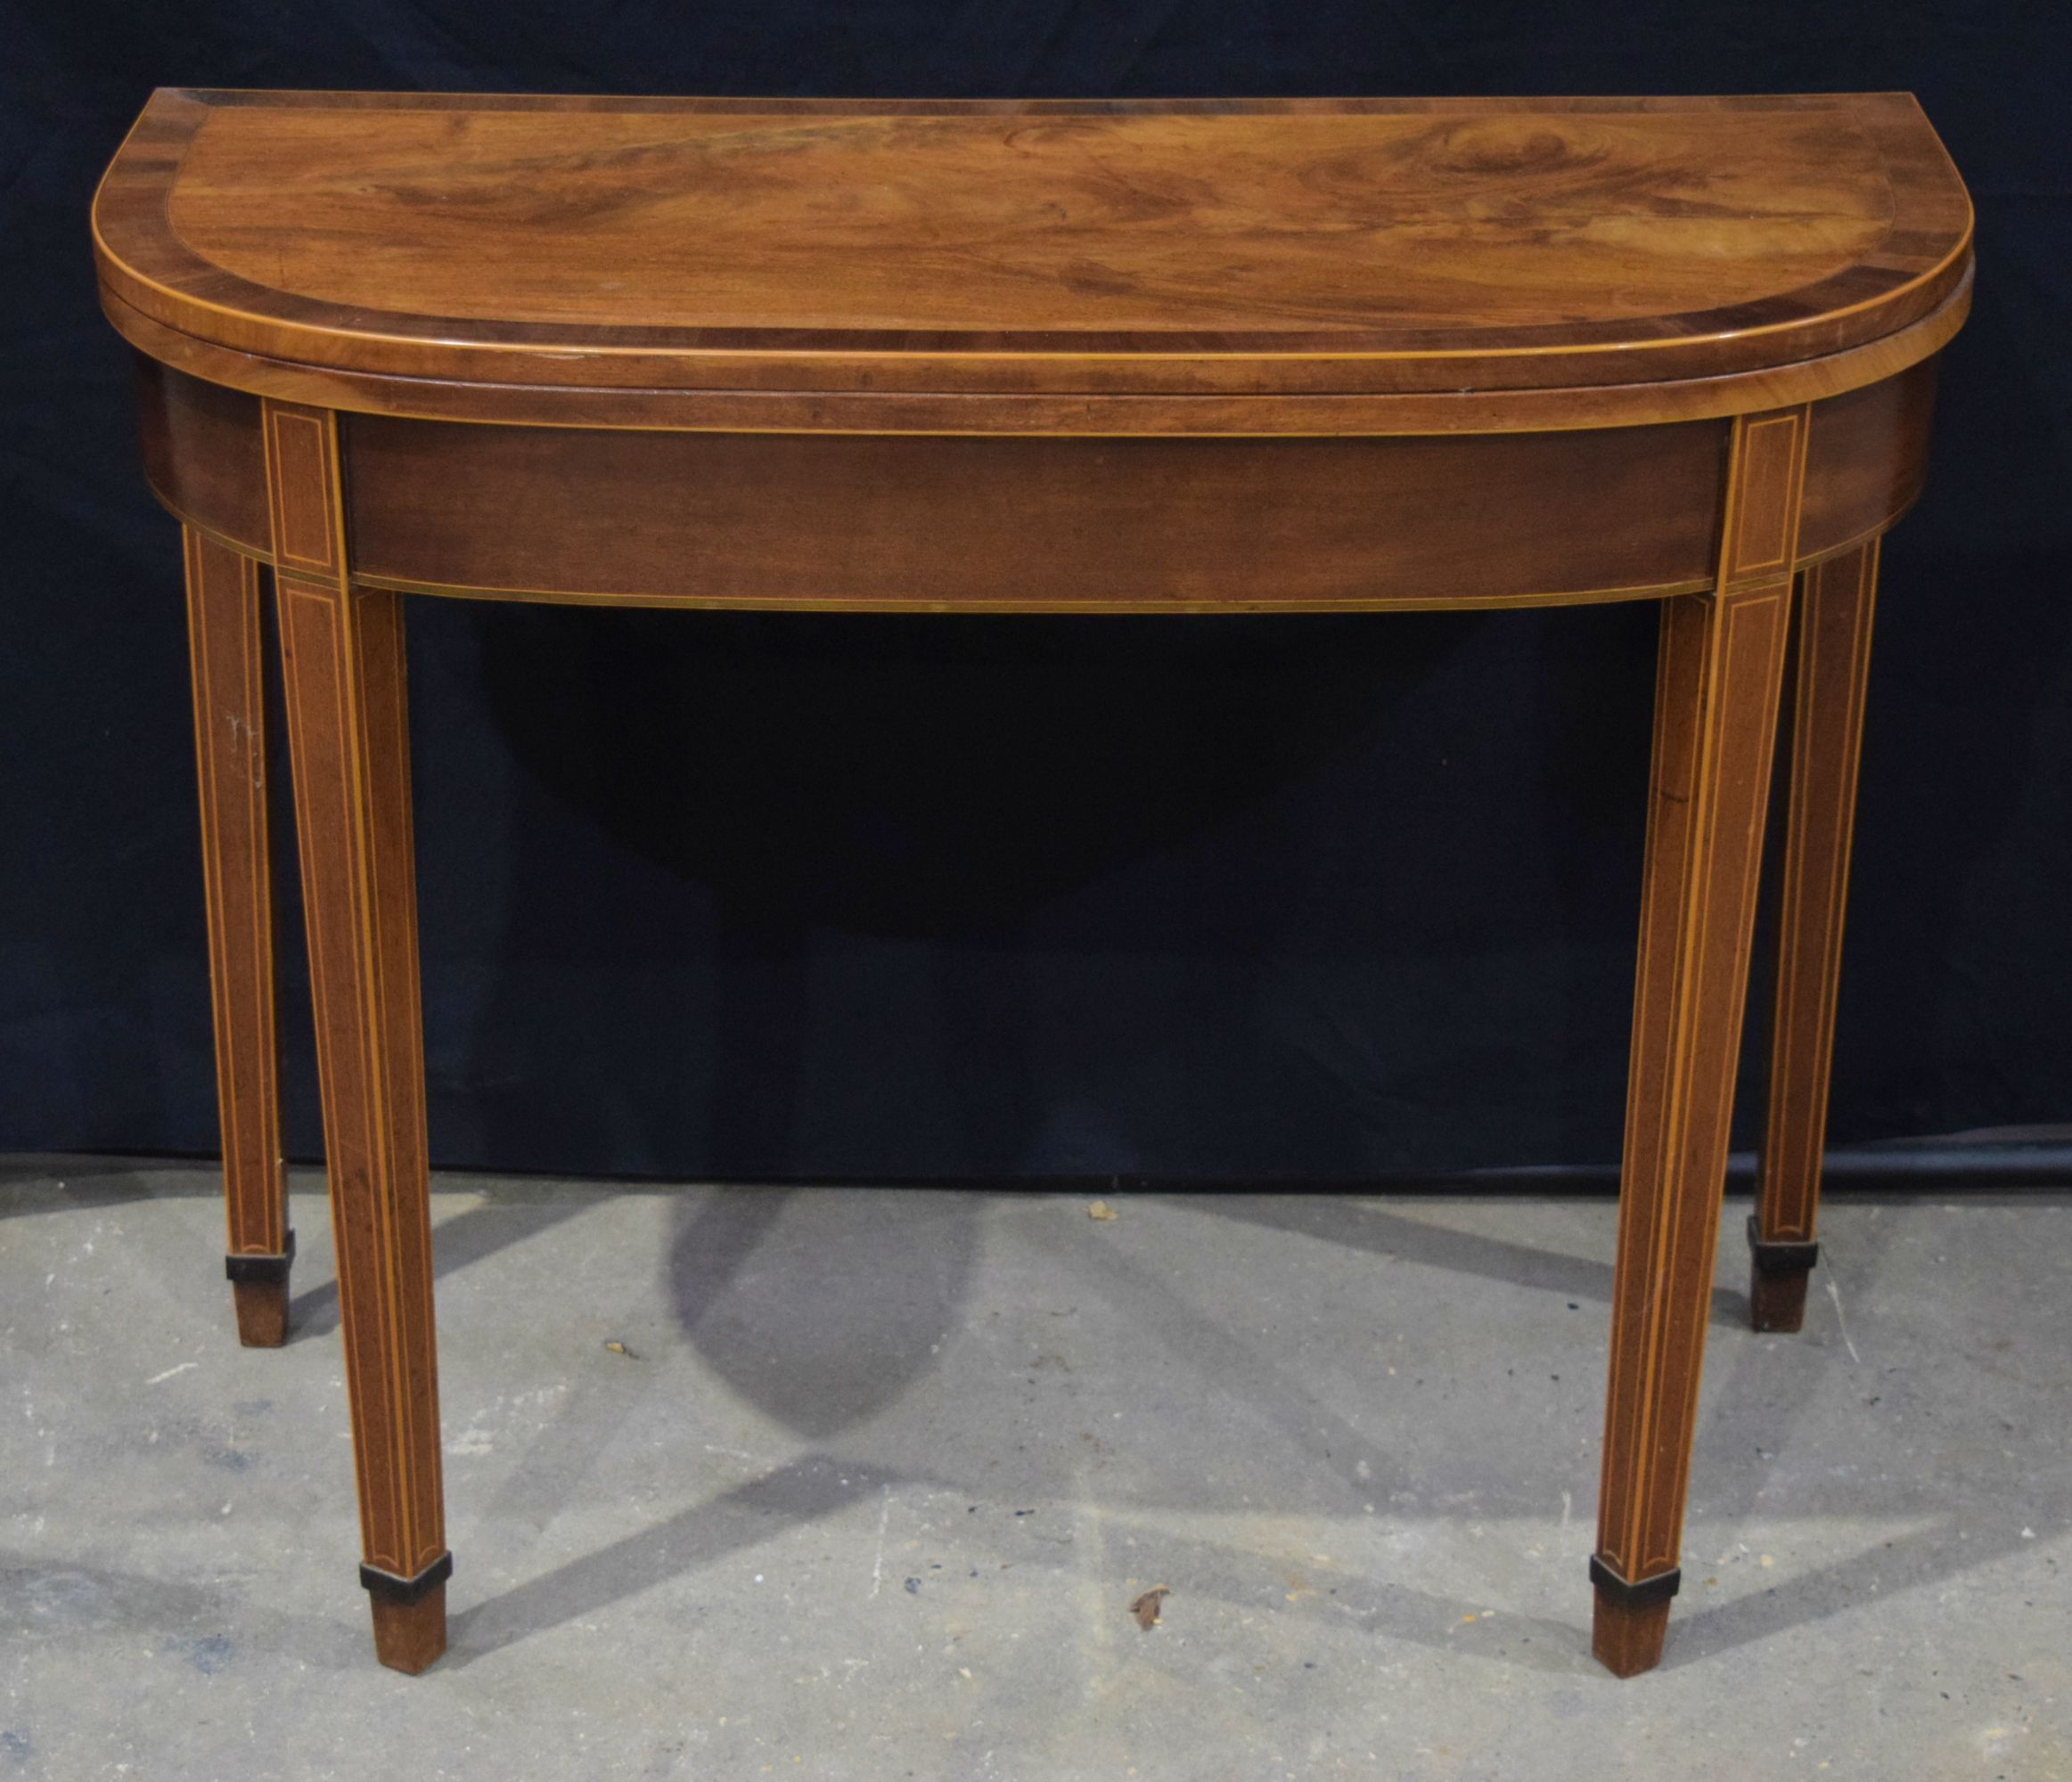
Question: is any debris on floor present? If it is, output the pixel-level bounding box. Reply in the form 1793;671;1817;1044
1087;1200;1118;1222
1129;1586;1170;1631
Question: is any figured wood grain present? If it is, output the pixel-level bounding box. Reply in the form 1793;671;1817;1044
1593;405;1808;1677
93;90;1972;421
1798;363;1940;562
141;362;267;552
100;273;1970;437
127;353;1945;615
1752;540;1882;1329
341;413;1728;611
266;397;448;1671
183;526;291;1345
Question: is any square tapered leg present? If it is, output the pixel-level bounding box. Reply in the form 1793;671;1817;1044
1594;408;1806;1677
268;401;451;1673
182;527;295;1345
1751;541;1881;1332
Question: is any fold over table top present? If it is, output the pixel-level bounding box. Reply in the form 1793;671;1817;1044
94;90;1973;433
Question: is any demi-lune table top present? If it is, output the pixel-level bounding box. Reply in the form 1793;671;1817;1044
94;89;1972;433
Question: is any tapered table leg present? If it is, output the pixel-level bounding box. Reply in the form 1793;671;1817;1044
1750;540;1881;1331
1593;408;1807;1677
182;527;294;1345
266;401;449;1672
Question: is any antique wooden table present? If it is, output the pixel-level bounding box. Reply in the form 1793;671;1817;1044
94;89;1971;1677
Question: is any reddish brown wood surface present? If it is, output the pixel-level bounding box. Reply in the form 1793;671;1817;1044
94;90;1971;432
1798;365;1940;561
341;413;1727;611
182;526;291;1345
102;275;1970;437
1593;405;1807;1676
370;1590;447;1675
1753;540;1882;1330
1593;1595;1674;1682
133;354;1942;611
144;365;266;552
266;397;449;1672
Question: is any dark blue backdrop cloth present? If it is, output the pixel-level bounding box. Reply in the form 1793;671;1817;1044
4;2;2066;1178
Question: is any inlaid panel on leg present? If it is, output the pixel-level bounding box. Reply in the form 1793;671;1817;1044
182;526;292;1345
1593;405;1809;1678
1751;539;1882;1331
266;398;450;1673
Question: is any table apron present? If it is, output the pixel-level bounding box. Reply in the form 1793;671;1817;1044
136;356;1937;612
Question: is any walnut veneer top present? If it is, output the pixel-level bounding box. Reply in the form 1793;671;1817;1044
94;89;1973;433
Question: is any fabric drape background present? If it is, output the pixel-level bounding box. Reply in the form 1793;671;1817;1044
4;2;2065;1180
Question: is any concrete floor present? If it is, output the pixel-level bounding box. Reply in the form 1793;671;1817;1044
1;1159;2067;1780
